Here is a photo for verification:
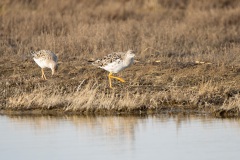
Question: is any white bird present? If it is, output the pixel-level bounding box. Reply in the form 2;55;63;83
32;50;58;80
92;50;135;88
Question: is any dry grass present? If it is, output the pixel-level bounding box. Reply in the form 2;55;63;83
1;0;240;116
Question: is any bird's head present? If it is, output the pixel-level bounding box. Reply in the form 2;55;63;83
126;50;135;59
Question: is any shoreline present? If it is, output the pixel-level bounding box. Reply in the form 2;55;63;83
1;61;240;118
0;108;238;118
1;96;239;118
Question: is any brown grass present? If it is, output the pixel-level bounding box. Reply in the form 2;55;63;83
1;0;240;117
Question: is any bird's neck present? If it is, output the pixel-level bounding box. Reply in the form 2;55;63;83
123;57;134;66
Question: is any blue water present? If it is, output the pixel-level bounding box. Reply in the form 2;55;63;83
0;114;239;160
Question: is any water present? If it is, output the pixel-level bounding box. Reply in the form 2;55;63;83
0;114;240;160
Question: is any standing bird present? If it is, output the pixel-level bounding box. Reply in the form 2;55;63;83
92;50;135;88
32;50;58;80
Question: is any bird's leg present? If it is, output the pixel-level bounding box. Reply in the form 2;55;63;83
41;68;47;80
108;73;126;88
108;73;113;88
41;68;44;79
43;72;47;80
109;73;125;83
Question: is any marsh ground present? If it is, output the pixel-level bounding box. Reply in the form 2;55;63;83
1;0;240;116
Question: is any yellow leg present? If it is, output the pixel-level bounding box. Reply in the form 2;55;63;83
109;73;125;82
41;69;44;79
108;73;113;88
108;72;125;88
110;76;125;82
41;68;47;80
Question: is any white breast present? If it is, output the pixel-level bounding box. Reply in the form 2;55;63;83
101;61;125;73
33;58;50;69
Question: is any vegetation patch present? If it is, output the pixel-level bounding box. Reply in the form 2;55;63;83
1;0;240;117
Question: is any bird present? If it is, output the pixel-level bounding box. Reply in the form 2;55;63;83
31;50;58;80
92;50;135;88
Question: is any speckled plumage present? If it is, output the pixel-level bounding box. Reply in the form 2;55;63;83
32;50;57;66
92;50;135;88
92;50;135;73
93;52;123;67
32;50;58;80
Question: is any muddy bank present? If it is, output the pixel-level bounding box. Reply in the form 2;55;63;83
1;56;240;117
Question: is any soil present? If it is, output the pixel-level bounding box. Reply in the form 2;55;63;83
1;55;240;117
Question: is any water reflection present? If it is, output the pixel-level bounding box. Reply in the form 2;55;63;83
1;114;240;160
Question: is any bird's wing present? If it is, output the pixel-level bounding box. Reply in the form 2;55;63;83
92;52;124;68
32;50;57;62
